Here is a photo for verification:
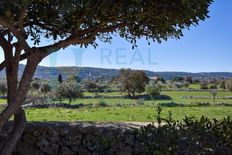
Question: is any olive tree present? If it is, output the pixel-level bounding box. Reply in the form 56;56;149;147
117;69;150;97
0;0;213;154
40;82;51;97
54;81;83;105
145;81;162;98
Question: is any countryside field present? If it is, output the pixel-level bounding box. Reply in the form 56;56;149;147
1;88;231;122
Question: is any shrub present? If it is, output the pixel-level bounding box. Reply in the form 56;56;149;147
158;102;184;107
137;107;232;154
96;101;109;107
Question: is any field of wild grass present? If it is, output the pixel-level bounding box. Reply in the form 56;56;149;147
1;89;232;122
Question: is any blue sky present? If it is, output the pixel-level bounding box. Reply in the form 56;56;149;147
1;0;232;72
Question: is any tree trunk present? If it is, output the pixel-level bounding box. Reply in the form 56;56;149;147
68;97;72;105
0;47;43;155
0;108;26;155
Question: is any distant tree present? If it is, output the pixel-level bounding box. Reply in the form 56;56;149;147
117;69;149;97
40;82;52;97
0;81;7;97
225;80;232;92
185;77;193;84
210;89;218;103
210;84;217;89
172;76;185;82
183;82;190;88
58;74;63;83
200;80;209;89
84;80;98;92
145;81;162;98
67;75;81;82
54;81;83;104
194;79;201;84
31;81;40;93
157;77;165;83
220;80;226;89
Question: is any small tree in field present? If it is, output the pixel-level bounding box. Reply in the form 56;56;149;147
225;80;232;92
145;81;162;98
210;89;218;103
54;81;83;105
220;80;226;89
40;82;52;97
117;69;149;97
31;80;40;93
0;0;213;154
84;80;98;93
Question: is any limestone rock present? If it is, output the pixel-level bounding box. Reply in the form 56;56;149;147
36;138;59;155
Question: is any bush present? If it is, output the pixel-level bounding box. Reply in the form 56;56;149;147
137;107;232;154
96;101;109;107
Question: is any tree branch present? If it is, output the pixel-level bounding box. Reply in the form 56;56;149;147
40;22;129;55
18;6;27;32
0;54;27;71
0;16;31;53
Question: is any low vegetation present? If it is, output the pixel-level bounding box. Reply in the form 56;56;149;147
137;107;232;154
1;71;232;122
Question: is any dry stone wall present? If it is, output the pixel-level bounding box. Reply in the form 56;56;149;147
0;122;146;155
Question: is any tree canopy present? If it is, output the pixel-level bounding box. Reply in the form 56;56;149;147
0;0;213;57
116;69;149;97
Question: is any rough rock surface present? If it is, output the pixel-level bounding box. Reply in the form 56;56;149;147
0;122;147;155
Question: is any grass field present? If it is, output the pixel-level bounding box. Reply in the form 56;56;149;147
52;90;232;106
26;106;232;122
2;90;232;122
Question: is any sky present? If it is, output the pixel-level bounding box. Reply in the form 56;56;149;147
1;0;232;73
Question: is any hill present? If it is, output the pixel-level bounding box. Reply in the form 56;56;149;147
0;65;232;81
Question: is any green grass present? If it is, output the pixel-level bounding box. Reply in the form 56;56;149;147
55;90;232;106
26;106;232;122
189;84;201;89
162;91;232;104
2;90;232;122
0;98;6;104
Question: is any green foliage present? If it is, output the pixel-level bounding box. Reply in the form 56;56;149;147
0;0;213;47
31;80;40;91
225;80;232;92
53;81;83;104
200;80;209;89
220;80;226;89
145;81;162;98
172;76;185;82
40;82;51;96
58;74;63;83
116;69;149;97
138;107;232;154
185;76;193;84
84;80;98;93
